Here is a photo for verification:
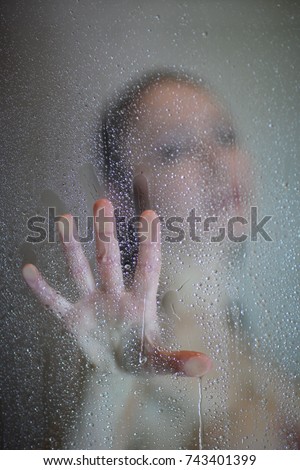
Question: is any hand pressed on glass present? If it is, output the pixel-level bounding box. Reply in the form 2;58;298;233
22;198;212;378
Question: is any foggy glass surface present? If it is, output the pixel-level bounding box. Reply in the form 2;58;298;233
0;0;299;449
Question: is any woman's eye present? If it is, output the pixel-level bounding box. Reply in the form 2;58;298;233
156;143;183;164
215;126;236;147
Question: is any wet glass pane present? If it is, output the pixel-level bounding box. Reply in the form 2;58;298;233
1;0;299;450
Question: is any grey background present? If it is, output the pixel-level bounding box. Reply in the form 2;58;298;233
0;0;299;448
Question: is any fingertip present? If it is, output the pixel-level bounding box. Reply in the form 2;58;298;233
140;209;158;222
93;198;113;215
59;213;73;221
22;264;38;286
184;353;213;378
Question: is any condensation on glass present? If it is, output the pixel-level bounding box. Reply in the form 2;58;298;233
0;0;299;450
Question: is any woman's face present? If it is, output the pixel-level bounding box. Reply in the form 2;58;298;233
113;78;250;305
123;79;248;221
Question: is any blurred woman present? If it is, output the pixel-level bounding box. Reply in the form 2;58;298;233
23;70;299;449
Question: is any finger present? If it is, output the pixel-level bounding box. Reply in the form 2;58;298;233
57;214;95;296
149;348;212;377
133;210;161;299
22;264;71;318
93;199;123;295
132;211;161;337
